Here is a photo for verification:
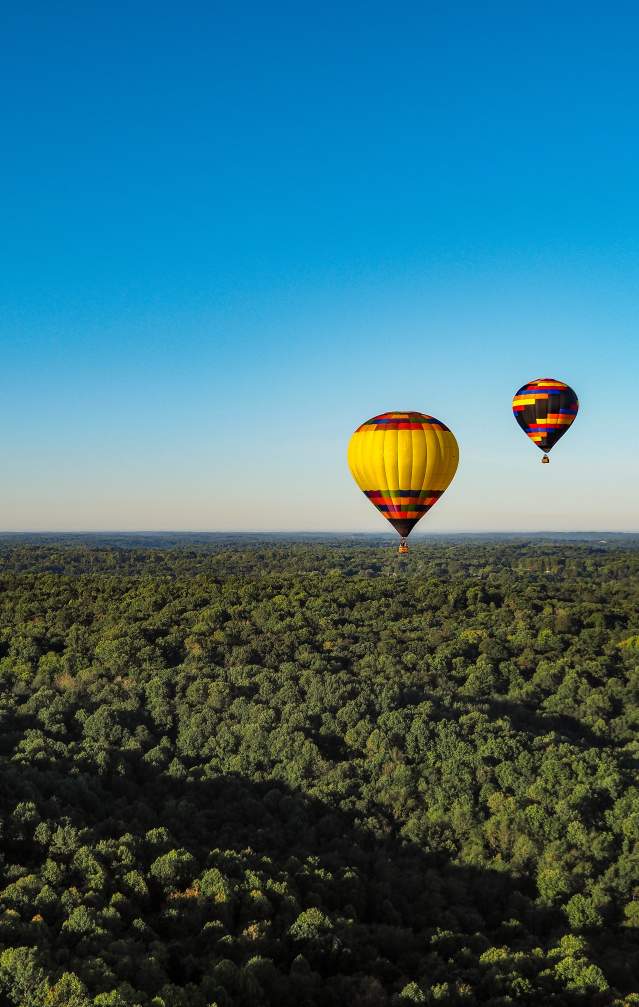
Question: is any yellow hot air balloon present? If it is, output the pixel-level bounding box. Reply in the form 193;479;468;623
348;411;459;553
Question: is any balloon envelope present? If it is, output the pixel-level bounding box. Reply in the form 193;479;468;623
348;412;459;538
512;378;579;454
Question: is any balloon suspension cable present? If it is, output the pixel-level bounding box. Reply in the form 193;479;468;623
398;538;409;555
541;453;550;464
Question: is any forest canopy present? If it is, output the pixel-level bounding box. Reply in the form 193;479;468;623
0;535;637;1006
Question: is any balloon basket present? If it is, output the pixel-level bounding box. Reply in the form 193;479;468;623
541;454;550;464
398;539;409;555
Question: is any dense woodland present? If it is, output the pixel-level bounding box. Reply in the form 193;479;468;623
0;535;638;1006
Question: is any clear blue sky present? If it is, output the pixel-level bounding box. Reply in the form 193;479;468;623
2;2;638;532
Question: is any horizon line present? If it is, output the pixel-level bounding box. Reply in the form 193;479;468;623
0;529;637;537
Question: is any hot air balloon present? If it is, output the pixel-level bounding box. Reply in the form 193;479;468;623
347;412;459;553
512;378;579;463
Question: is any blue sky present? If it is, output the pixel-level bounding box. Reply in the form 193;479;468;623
1;2;638;532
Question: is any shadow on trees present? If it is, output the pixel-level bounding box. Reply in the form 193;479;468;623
486;698;607;750
4;741;634;1006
